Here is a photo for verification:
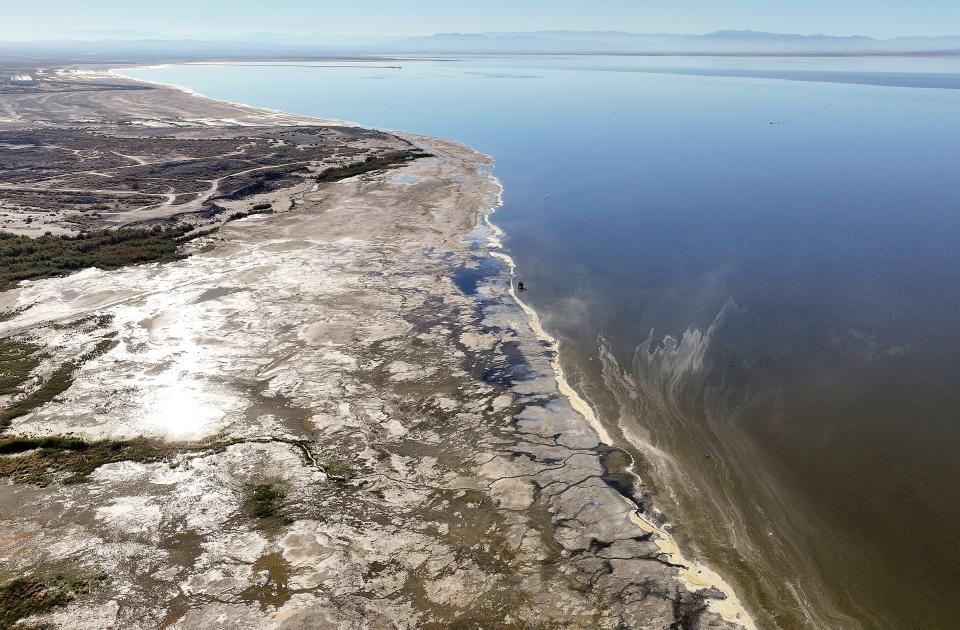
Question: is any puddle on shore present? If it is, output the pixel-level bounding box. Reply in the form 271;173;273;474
452;255;505;296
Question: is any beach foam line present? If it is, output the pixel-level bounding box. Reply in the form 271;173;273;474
481;187;757;630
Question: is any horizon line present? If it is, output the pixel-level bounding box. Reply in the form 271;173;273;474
2;28;960;42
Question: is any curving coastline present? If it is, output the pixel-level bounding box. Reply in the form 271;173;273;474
106;65;362;128
481;181;757;629
0;64;756;628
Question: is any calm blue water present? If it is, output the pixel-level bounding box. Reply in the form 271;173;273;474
130;56;960;629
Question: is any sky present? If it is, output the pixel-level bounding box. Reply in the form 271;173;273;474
0;0;958;39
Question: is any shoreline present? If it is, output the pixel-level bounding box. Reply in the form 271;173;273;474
480;182;757;630
0;61;755;629
105;66;357;127
110;62;759;629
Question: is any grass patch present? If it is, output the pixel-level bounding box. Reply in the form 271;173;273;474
0;573;103;629
0;362;74;432
49;314;113;332
0;435;89;455
0;226;194;292
0;307;26;323
225;204;275;223
0;339;115;433
314;150;430;184
0;338;42;397
247;483;286;519
0;432;255;486
0;436;171;486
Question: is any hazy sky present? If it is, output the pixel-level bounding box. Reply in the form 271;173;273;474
1;0;958;39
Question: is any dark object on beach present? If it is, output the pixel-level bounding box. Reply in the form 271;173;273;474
517;281;525;292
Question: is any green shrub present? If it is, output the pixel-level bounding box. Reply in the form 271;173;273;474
0;573;106;628
247;483;286;519
0;227;193;292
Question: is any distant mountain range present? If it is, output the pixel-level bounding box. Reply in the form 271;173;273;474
387;30;960;54
2;29;960;59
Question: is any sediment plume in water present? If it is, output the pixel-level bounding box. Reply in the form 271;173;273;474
594;304;867;629
482;198;757;629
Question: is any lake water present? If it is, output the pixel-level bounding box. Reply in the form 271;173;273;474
128;55;960;629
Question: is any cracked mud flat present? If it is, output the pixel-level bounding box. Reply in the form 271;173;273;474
0;72;754;629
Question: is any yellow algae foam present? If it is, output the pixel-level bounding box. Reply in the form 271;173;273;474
625;505;757;629
488;249;614;445
482;189;756;630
